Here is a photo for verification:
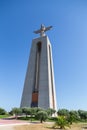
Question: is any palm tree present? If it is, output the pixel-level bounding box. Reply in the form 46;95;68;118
53;116;70;129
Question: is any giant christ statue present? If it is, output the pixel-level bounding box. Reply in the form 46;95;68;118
20;24;57;111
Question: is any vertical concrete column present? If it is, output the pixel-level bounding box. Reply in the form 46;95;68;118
20;35;57;111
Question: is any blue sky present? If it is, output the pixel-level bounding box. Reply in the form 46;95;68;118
0;0;87;111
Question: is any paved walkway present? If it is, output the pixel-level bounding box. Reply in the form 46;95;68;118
0;119;30;130
0;119;29;125
0;126;14;130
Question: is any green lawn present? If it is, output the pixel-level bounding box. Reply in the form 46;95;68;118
18;116;38;121
0;115;10;119
18;116;57;122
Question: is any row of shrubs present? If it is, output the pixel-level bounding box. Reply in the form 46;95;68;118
1;107;87;123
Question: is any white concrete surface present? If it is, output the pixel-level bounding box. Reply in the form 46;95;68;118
20;35;57;110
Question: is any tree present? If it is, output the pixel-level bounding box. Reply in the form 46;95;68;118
68;110;79;124
30;107;37;116
46;108;56;117
58;109;69;117
53;116;70;129
22;107;31;118
0;108;6;115
36;110;48;123
78;110;87;120
11;107;22;119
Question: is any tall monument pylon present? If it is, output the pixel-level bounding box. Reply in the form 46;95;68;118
20;24;57;110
